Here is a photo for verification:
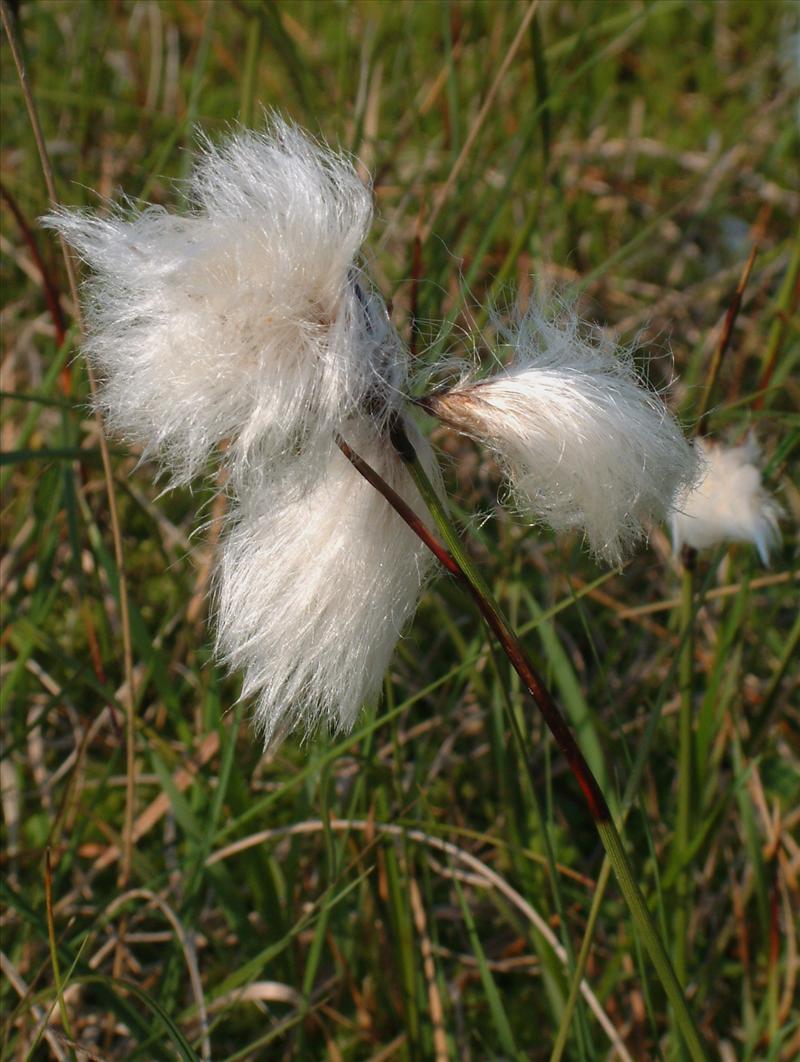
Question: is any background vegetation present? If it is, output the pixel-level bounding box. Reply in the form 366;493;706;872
2;1;798;1058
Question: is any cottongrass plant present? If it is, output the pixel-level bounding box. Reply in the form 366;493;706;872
46;115;708;1058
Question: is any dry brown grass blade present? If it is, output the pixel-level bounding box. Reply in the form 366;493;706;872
421;0;540;242
206;817;633;1061
0;0;137;888
618;570;797;619
80;730;221;877
408;875;448;1062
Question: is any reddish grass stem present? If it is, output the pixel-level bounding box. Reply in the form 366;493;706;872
339;423;706;1060
1;179;68;353
697;242;758;436
336;429;610;824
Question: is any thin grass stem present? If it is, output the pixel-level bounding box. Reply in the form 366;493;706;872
45;849;78;1062
675;549;696;988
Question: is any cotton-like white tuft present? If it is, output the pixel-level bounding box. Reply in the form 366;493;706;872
42;117;402;483
422;304;699;565
213;418;438;744
671;436;782;565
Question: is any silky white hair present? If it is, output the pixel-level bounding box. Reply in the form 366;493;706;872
42;117;402;483
423;304;699;565
671;436;782;565
213;418;439;744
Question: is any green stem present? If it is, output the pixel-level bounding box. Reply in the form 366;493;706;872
44;849;78;1061
675;552;696;988
595;821;705;1061
392;421;707;1062
551;857;612;1062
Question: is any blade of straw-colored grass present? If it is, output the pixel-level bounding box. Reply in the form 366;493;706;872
618;571;795;619
1;0;137;890
208;818;633;1059
408;873;449;1062
421;0;540;242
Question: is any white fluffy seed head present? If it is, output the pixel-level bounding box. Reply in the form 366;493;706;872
42;117;403;483
424;303;699;565
213;417;438;745
671;436;782;565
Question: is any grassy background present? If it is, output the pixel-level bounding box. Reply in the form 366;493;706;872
2;1;798;1058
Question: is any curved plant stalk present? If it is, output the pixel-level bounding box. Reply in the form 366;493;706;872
675;547;697;986
339;419;707;1061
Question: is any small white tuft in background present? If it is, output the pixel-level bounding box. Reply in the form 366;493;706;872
671;436;782;565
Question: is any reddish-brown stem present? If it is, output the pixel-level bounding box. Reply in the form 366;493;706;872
696;241;757;436
336;431;611;824
1;179;70;386
335;434;460;577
